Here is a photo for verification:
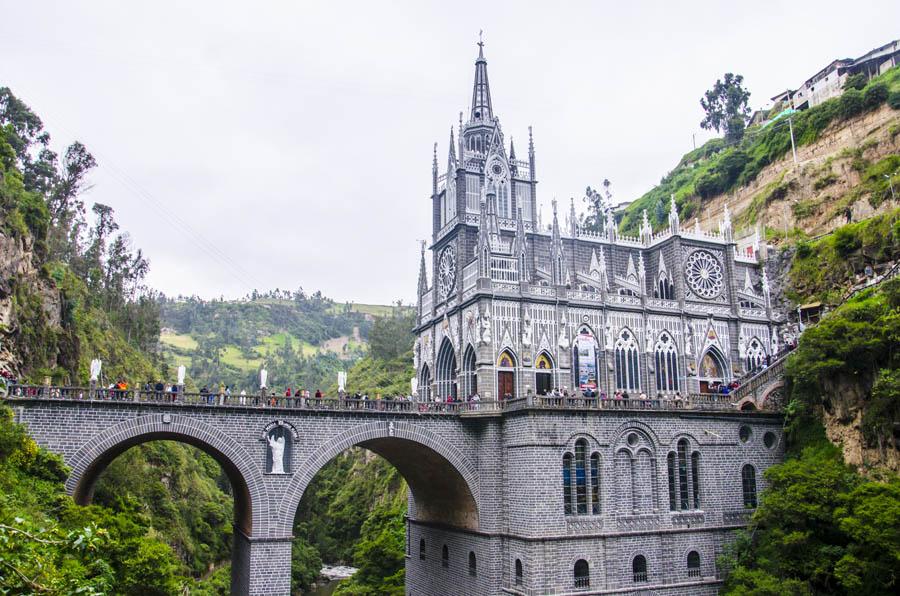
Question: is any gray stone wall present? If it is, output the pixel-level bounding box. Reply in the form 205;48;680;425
10;398;783;595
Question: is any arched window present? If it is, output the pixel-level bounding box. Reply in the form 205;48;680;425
667;452;677;511
442;544;449;568
497;349;517;400
515;559;523;586
468;551;477;576
419;538;426;560
669;441;699;511
590;453;601;515
461;345;477;398
498;180;510;218
573;329;598;395
574;559;590;588
691;452;701;509
632;555;648;583
746;338;766;372
575;439;587;514
563;452;573;514
614;330;640;391
419;364;431;402
687;551;701;578
435;339;457;400
677;439;690;510
654;331;679;393
657;274;674;299
742;464;757;508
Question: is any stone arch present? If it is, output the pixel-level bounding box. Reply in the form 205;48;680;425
278;421;481;534
760;381;786;410
65;414;264;535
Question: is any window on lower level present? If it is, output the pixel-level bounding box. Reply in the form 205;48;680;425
687;550;701;577
419;538;425;560
574;559;590;588
515;559;523;586
468;551;477;576
442;544;448;568
633;555;648;583
742;464;758;508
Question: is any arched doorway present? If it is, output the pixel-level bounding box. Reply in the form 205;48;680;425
698;347;728;393
535;352;554;395
435;339;458;400
461;344;477;398
496;349;517;399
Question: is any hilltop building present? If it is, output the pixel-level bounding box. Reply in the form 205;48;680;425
414;41;780;404
774;38;900;110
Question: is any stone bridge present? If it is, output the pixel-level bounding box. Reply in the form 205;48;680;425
5;385;786;595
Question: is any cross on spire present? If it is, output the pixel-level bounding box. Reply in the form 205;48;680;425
470;31;493;122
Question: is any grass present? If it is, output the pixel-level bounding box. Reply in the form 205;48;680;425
160;331;199;351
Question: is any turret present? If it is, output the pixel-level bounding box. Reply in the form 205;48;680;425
639;209;652;245
570;198;578;237
668;194;680;234
720;202;733;243
550;199;567;286
528;126;536;181
432;142;438;196
470;36;493;123
514;207;529;283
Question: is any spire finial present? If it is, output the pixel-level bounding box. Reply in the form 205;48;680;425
478;30;484;57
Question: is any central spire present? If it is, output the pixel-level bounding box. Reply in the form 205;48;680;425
470;32;493;122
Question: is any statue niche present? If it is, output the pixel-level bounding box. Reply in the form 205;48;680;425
263;421;295;474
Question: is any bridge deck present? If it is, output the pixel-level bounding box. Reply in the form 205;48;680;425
3;385;776;414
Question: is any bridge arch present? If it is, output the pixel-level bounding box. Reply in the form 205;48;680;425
277;421;481;534
65;414;265;535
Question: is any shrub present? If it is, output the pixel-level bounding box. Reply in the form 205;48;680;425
840;88;865;119
863;82;889;109
843;73;867;91
833;226;862;256
888;90;900;110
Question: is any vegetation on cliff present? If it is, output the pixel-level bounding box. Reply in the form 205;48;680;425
722;280;900;595
615;66;900;236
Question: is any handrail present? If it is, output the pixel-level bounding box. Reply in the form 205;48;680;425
2;385;776;414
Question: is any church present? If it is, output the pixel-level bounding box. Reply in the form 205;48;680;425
413;41;779;404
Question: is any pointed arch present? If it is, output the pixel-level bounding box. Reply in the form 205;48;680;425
435;338;457;400
614;328;641;391
746;337;766;372
698;345;729;392
497;349;517;399
461;344;477;398
419;364;432;401
654;330;679;393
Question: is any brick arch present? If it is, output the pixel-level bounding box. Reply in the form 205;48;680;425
65;414;265;535
278;421;481;534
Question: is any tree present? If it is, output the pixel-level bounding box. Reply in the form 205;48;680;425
369;303;415;361
580;180;612;233
700;73;752;144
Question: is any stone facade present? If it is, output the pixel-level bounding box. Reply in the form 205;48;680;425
10;396;783;595
415;43;783;407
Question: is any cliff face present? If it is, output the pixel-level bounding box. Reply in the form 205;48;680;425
696;104;900;238
0;229;64;379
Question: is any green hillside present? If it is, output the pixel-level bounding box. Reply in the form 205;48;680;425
616;66;900;238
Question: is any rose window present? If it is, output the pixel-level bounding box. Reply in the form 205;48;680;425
438;246;457;299
685;250;724;299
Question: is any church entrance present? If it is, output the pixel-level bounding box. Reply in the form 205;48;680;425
535;352;554;395
496;350;517;399
698;348;728;394
498;371;515;399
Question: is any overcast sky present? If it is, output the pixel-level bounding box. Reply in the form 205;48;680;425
2;1;897;305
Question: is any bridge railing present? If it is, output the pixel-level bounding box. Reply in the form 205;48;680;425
1;385;504;415
4;385;778;414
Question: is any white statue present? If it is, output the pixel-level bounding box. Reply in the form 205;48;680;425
645;327;654;353
738;333;747;359
177;365;186;386
521;310;533;348
684;321;694;356
259;369;268;389
557;316;569;349
605;322;614;350
89;359;102;382
337;371;347;392
268;432;286;474
479;308;492;344
771;333;779;354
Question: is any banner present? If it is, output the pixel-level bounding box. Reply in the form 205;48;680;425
576;332;597;390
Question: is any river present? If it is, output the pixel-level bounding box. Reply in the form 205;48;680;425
306;564;356;595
